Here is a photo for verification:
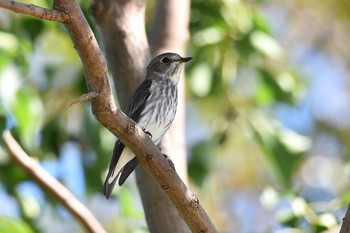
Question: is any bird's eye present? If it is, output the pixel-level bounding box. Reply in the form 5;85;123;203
161;57;170;63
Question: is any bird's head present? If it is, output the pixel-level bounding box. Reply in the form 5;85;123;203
146;52;192;84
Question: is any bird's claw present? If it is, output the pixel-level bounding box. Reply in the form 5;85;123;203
143;129;152;138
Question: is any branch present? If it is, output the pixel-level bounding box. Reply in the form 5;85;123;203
69;91;100;106
2;130;106;233
0;0;70;22
1;0;219;231
57;0;218;231
340;203;350;233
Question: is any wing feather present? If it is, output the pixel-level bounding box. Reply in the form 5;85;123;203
125;79;153;121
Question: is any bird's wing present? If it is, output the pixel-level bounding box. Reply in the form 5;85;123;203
116;79;153;186
125;78;153;121
103;79;153;198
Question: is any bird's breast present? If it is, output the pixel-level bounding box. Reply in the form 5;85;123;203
137;81;178;144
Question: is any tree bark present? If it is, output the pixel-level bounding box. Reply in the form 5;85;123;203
91;0;150;109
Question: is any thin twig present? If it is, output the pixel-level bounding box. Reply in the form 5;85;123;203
0;0;70;22
69;92;100;106
2;130;107;233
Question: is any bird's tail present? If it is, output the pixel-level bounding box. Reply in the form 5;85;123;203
103;141;125;199
103;141;138;199
118;157;138;186
103;157;139;199
103;173;119;199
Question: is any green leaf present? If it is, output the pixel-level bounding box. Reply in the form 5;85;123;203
250;114;310;187
256;69;296;105
0;105;6;132
11;88;44;151
21;18;44;41
189;140;215;186
188;63;213;97
250;31;284;60
119;189;144;218
0;216;34;233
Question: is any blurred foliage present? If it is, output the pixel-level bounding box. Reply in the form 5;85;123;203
260;187;339;232
0;216;34;233
187;0;304;188
0;0;349;232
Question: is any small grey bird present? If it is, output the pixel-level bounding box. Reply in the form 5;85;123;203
103;52;192;199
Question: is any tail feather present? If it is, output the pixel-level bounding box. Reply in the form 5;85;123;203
103;140;138;199
103;141;125;199
118;157;138;186
103;172;120;199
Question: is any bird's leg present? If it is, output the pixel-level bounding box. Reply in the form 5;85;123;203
143;130;174;169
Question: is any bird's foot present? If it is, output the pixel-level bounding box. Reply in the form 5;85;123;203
143;129;152;139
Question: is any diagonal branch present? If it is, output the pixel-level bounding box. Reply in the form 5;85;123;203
55;0;218;231
0;0;219;232
0;0;70;22
2;130;106;233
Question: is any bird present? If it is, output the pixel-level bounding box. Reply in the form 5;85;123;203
103;52;192;199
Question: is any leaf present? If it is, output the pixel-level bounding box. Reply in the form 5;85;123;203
250;31;284;60
0;216;34;233
119;189;144;218
11;88;44;151
0;105;6;132
188;63;213;97
256;69;296;105
21;18;44;41
250;113;310;187
188;140;215;187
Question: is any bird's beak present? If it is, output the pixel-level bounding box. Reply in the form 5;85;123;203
180;57;192;63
